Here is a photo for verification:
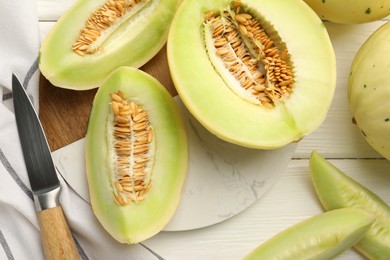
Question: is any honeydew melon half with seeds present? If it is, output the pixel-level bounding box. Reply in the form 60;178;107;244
310;151;390;259
85;67;188;243
168;0;336;149
39;0;180;90
244;208;374;260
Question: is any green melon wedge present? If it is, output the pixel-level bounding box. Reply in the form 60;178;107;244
244;208;374;260
310;151;390;259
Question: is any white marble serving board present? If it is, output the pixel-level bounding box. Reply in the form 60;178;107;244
53;96;296;231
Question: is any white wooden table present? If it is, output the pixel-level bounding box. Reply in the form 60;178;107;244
37;1;390;259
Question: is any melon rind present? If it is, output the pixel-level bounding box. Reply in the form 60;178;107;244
304;0;390;24
39;0;180;90
348;21;390;160
85;67;188;243
167;0;336;149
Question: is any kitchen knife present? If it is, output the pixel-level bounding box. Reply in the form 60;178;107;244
12;74;79;259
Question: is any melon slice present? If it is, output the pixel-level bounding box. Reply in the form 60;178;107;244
85;67;188;243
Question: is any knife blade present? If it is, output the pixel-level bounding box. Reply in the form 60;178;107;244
12;74;79;260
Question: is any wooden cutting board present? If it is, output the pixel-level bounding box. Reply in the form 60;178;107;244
39;45;177;151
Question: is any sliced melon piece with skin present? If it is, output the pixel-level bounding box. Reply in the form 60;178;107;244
244;208;375;260
167;0;336;149
85;66;188;243
310;151;390;259
39;0;180;90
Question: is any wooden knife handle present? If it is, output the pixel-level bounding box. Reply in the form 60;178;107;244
37;206;80;260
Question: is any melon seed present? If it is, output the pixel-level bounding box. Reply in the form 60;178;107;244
204;1;294;108
72;0;149;56
109;91;154;206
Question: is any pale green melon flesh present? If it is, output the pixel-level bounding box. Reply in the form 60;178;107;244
39;0;180;90
85;67;188;243
348;21;390;160
168;0;336;149
310;151;390;259
244;208;374;260
304;0;390;24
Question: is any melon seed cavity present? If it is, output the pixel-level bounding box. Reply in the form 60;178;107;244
203;1;294;108
72;0;151;56
109;91;154;206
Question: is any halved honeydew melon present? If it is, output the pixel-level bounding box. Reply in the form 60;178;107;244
85;67;188;243
168;0;336;149
39;0;180;90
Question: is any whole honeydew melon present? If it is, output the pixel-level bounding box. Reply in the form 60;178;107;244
348;21;390;160
39;0;180;90
168;0;336;149
304;0;390;24
85;67;188;243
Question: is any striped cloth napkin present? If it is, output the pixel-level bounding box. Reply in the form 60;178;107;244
0;1;166;259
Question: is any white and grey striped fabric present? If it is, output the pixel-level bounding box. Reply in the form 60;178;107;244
0;1;165;259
